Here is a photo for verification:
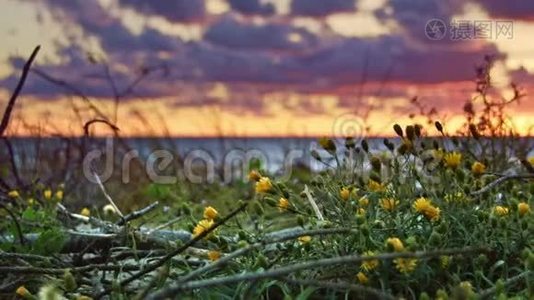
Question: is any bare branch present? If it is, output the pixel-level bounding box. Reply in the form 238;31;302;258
0;45;40;137
147;246;488;299
471;174;534;196
117;201;159;226
283;278;395;300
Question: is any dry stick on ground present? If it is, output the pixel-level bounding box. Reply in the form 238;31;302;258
145;217;182;235
283;278;395;300
117;201;159;226
95;202;249;299
92;171;124;218
0;263;143;275
174;227;354;286
0;251;54;262
471;174;534;196
478;271;532;298
0;45;40;137
147;246;488;299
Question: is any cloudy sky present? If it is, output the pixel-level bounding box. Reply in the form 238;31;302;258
1;0;534;137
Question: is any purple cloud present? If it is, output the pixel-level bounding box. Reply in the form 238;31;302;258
375;0;464;43
475;0;534;20
228;0;275;16
118;0;205;22
291;0;357;17
0;0;508;117
204;16;318;51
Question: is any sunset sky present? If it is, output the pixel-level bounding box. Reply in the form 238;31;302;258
1;0;534;137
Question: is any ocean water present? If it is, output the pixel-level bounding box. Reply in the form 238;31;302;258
2;137;388;176
3;137;533;181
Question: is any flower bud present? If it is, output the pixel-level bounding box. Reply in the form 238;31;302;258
414;124;422;138
345;137;356;149
406;125;415;140
361;140;369;153
370;156;381;172
393;124;404;137
435;121;443;133
429;231;442;246
64;269;77;292
419;292;430;300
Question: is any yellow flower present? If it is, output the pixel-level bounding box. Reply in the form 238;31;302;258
55;190;64;201
413;197;441;221
518;202;530;216
424;205;441;221
8;190;20;198
358;196;369;207
380;198;399;212
192;219;214;238
43;189;52;200
208;250;221;261
248;170;261;182
357;208;366;216
28;198;35;205
255;177;272;194
340;187;350;201
356;272;369;284
203;206;218;220
16;285;30;297
394;258;417;274
493;205;509;216
368;179;385;192
80;208;91;217
443;152;462;169
361;251;379;271
528;156;534;166
413;197;432;213
471;161;486;176
298;235;311;244
278;197;289;211
386;237;404;252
